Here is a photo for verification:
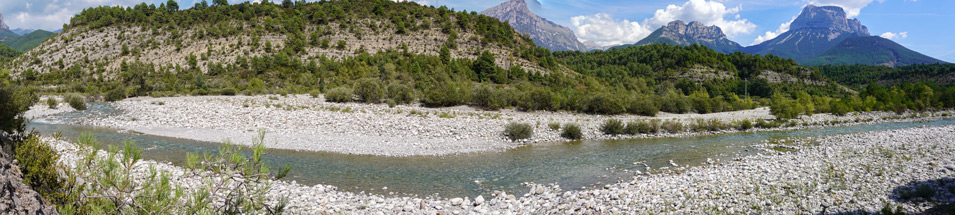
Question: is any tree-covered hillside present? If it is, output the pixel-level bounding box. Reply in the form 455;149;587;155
803;36;946;67
816;63;955;88
0;30;55;52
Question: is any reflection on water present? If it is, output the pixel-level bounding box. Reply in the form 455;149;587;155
27;105;955;197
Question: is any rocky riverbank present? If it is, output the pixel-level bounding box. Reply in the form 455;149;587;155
25;95;955;156
46;122;955;214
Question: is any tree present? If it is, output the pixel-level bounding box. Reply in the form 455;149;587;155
0;83;36;136
166;0;179;12
212;0;228;7
282;0;293;8
472;51;496;82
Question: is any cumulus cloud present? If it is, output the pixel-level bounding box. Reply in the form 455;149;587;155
571;13;652;47
806;0;882;18
571;0;755;47
880;32;908;40
0;0;159;30
751;16;795;45
646;0;756;37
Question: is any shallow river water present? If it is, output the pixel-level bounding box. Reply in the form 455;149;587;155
27;103;955;197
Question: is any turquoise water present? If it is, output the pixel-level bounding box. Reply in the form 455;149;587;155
27;103;955;197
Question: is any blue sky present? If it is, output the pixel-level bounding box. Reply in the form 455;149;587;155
0;0;952;62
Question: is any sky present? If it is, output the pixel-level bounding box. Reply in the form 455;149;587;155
0;0;953;62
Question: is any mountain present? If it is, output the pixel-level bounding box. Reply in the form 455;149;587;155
743;5;869;63
803;36;946;67
10;28;35;36
0;13;8;30
1;30;55;52
482;0;587;51
14;1;553;77
582;41;606;51
618;20;742;54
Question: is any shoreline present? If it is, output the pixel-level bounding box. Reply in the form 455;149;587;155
45;121;955;214
25;94;955;156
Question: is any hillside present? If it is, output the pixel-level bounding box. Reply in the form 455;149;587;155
0;44;20;64
816;63;955;88
803;36;946;67
1;30;55;52
14;0;556;78
481;0;587;51
617;21;742;54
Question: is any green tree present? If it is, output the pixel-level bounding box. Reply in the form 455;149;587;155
353;78;384;103
212;0;228;7
472;51;497;82
166;0;178;12
0;83;36;135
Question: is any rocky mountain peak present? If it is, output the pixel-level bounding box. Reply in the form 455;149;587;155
0;13;9;30
482;0;587;51
660;20;730;42
790;5;868;35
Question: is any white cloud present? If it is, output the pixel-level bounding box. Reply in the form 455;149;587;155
646;0;756;37
570;0;755;47
880;31;908;40
571;13;652;47
806;0;883;18
752;16;795;45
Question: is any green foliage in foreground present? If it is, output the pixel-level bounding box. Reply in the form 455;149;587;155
600;119;625;136
14;134;63;200
0;82;37;135
504;122;533;141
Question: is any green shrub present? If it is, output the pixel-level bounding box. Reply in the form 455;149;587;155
625;120;653;135
248;78;266;95
64;94;87;110
354;78;384;103
661;120;684;133
105;87;126;102
471;85;507;110
519;88;557;111
600;119;625;136
649;119;662;133
660;91;691;114
627;97;659;116
325;87;353;103
422;84;464;107
14;135;63;199
560;123;583;140
504;122;533;141
547;122;561;131
386;82;415;104
46;97;58;109
309;89;321;98
585;94;626;115
220;87;237;96
738;119;753;130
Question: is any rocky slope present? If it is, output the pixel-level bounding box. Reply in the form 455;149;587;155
12;1;551;77
0;151;58;214
622;20;742;54
804;36;946;67
482;0;587;51
743;5;870;63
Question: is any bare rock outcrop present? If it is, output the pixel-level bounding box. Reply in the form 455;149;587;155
0;151;58;215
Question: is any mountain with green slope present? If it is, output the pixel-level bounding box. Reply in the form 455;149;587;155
1;30;55;52
803;36;946;67
742;5;869;63
616;20;742;54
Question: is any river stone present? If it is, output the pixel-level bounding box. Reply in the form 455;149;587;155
474;195;485;206
450;198;464;206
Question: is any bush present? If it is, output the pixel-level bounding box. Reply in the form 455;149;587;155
504;122;533;141
64;94;87;110
46;97;58;109
547;122;561;131
220;87;237;96
0;84;36;135
738;119;753;130
585;94;626;115
14;135;63;199
600;119;625;136
661;120;684;133
471;85;507;110
353;78;384;103
309;89;321;98
386;83;415;104
325;87;353;103
626;96;658;116
519;88;557;111
422;83;464;107
560;123;583;140
625;120;653;135
105;87;126;102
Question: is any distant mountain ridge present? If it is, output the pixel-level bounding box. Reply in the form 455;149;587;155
742;5;870;63
0;13;8;30
616;20;742;54
803;36;946;67
482;0;587;51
